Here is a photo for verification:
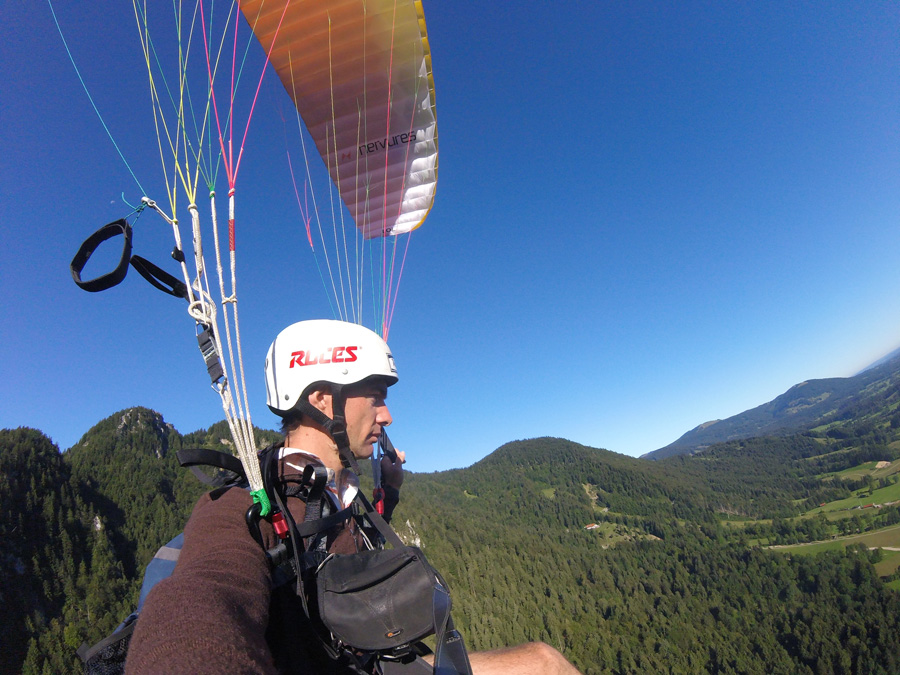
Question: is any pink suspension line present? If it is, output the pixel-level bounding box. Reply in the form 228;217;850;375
286;146;314;249
382;234;413;342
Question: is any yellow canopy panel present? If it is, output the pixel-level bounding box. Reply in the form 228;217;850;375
242;0;438;238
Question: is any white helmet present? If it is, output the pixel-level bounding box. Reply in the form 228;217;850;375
265;319;398;416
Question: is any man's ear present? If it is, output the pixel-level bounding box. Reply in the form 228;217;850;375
307;385;333;416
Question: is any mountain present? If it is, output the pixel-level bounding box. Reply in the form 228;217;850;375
3;409;280;674
4;410;900;674
856;345;900;374
390;437;900;672
0;428;91;673
644;352;900;460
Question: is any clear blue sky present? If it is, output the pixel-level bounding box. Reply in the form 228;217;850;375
2;2;898;472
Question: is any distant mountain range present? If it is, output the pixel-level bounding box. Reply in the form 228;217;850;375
644;348;900;460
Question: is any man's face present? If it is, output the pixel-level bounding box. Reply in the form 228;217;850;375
341;378;393;458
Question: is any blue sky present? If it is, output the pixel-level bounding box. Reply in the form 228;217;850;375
2;2;898;473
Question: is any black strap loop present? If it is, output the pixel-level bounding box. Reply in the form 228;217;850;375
70;219;133;292
71;218;190;302
130;255;189;299
381;429;399;464
177;448;246;487
177;447;246;476
294;505;354;537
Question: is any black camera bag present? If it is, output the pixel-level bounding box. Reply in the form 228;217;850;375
316;545;440;652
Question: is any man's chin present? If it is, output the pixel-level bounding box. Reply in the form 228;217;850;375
354;445;375;459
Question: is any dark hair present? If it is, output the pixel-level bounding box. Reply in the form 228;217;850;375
279;407;304;436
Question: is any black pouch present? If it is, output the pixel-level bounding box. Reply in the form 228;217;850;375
281;486;472;674
316;546;438;653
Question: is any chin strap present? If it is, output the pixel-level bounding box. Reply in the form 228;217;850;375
296;384;360;473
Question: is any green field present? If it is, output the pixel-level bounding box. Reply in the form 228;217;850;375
816;458;900;481
582;521;660;547
825;460;881;479
770;524;900;575
874;549;900;577
807;480;900;514
719;518;771;529
805;508;887;523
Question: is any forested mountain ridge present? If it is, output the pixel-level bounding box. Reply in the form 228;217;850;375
66;408;208;580
646;352;900;459
0;428;97;674
394;437;900;673
3;408;281;673
4;409;900;673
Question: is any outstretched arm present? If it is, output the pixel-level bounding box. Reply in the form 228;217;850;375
126;488;277;674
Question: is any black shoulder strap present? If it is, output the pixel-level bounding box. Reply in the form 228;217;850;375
352;491;406;549
432;586;472;675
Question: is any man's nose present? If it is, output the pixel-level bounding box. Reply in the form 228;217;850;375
377;404;392;427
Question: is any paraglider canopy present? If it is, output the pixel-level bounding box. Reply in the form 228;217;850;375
241;0;438;239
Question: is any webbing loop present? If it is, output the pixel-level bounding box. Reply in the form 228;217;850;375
72;219;191;302
130;255;189;299
70;219;133;292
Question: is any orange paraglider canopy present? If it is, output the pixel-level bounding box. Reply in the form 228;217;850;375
241;0;438;239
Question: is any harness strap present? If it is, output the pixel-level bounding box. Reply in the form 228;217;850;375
130;255;190;299
299;465;328;524
352;492;406;550
295;504;353;538
76;613;138;666
70;219;133;292
432;585;472;675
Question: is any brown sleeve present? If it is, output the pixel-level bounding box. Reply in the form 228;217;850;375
126;488;278;674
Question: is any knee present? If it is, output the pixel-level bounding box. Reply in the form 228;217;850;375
524;642;572;672
467;640;579;675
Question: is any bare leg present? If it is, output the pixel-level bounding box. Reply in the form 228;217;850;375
424;641;581;675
